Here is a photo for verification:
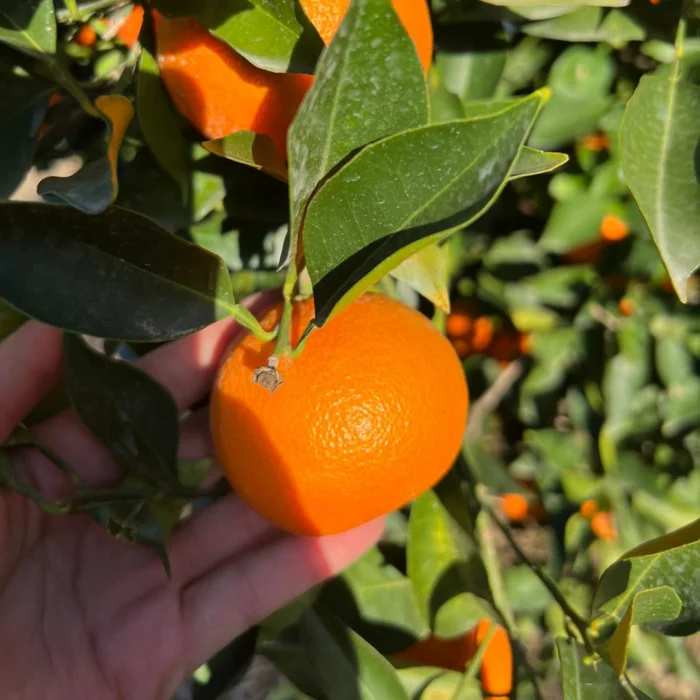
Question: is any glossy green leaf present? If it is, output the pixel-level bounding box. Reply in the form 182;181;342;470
203;130;288;181
318;547;429;653
605;586;681;675
63;334;179;486
390;244;450;312
288;0;428;243
0;68;51;200
297;607;409;700
593;519;700;639
0;0;56;56
137;49;189;202
0;203;236;341
524;6;603;42
557;639;640;700
509;146;568;180
620;65;700;302
38;95;134;214
407;489;492;637
197;0;323;74
305;94;543;325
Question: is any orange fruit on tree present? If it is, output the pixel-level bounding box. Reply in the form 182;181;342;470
396;632;476;671
155;0;432;156
74;24;97;47
579;498;599;520
600;214;629;242
618;298;635;316
591;511;617;541
115;5;144;48
211;293;468;536
500;493;529;522
299;0;433;72
468;620;513;697
154;13;312;157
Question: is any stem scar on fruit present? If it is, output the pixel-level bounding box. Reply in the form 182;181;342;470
252;355;283;392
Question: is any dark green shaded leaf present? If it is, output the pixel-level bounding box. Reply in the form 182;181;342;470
0;0;56;56
0;203;235;341
137;49;189;201
288;0;428;242
319;547;429;653
306;95;543;324
620;67;700;302
63;334;179;486
0;68;51;200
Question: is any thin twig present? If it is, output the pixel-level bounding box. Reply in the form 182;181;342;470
480;495;595;654
465;359;524;441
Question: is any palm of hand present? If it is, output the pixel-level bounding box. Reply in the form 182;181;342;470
0;302;381;700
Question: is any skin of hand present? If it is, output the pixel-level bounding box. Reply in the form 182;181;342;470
0;293;383;700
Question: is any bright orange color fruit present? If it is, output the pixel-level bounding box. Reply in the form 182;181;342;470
299;0;433;71
211;294;468;536
618;298;635;316
500;493;529;522
74;24;97;47
396;633;476;671
579;498;599;520
591;511;617;541
155;13;312;156
155;0;432;156
580;133;610;151
116;5;144;48
469;620;513;697
600;214;629;242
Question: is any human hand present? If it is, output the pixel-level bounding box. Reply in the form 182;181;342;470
0;295;383;700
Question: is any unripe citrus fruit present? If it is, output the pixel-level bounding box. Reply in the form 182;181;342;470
155;0;432;155
211;293;468;536
299;0;433;71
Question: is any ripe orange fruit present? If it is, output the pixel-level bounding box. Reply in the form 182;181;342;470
488;330;522;365
446;308;473;338
468;620;513;697
618;298;635;316
155;0;431;156
74;24;97;47
600;214;629;242
115;5;144;48
591;511;617;541
155;13;312;156
580;133;610;151
396;633;476;671
561;239;607;265
500;493;529;522
211;294;468;536
579;499;599;520
299;0;433;72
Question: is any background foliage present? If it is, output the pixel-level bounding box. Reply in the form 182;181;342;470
1;0;700;698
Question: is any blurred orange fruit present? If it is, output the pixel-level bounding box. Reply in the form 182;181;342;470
469;620;513;697
211;294;468;535
600;214;629;242
579;499;599;520
591;511;617;541
74;24;97;47
500;493;529;522
580;134;610;151
618;298;635;316
396;633;476;671
115;5;144;48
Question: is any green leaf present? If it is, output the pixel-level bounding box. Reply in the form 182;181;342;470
63;335;179;486
620;67;700;302
509;146;568;180
305;94;543;325
288;0;428;244
662;378;700;438
38;95;134;214
196;0;323;74
605;586;682;675
318;547;430;653
0;0;56;56
203;130;288;181
407;489;492;638
0;67;51;200
539;192;607;253
524;6;603;42
530;46;614;149
390;243;450;312
0;202;236;341
435;48;507;102
593;519;700;639
137;49;189;202
556;639;640;700
597;9;645;48
297;607;410;700
482;0;627;6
